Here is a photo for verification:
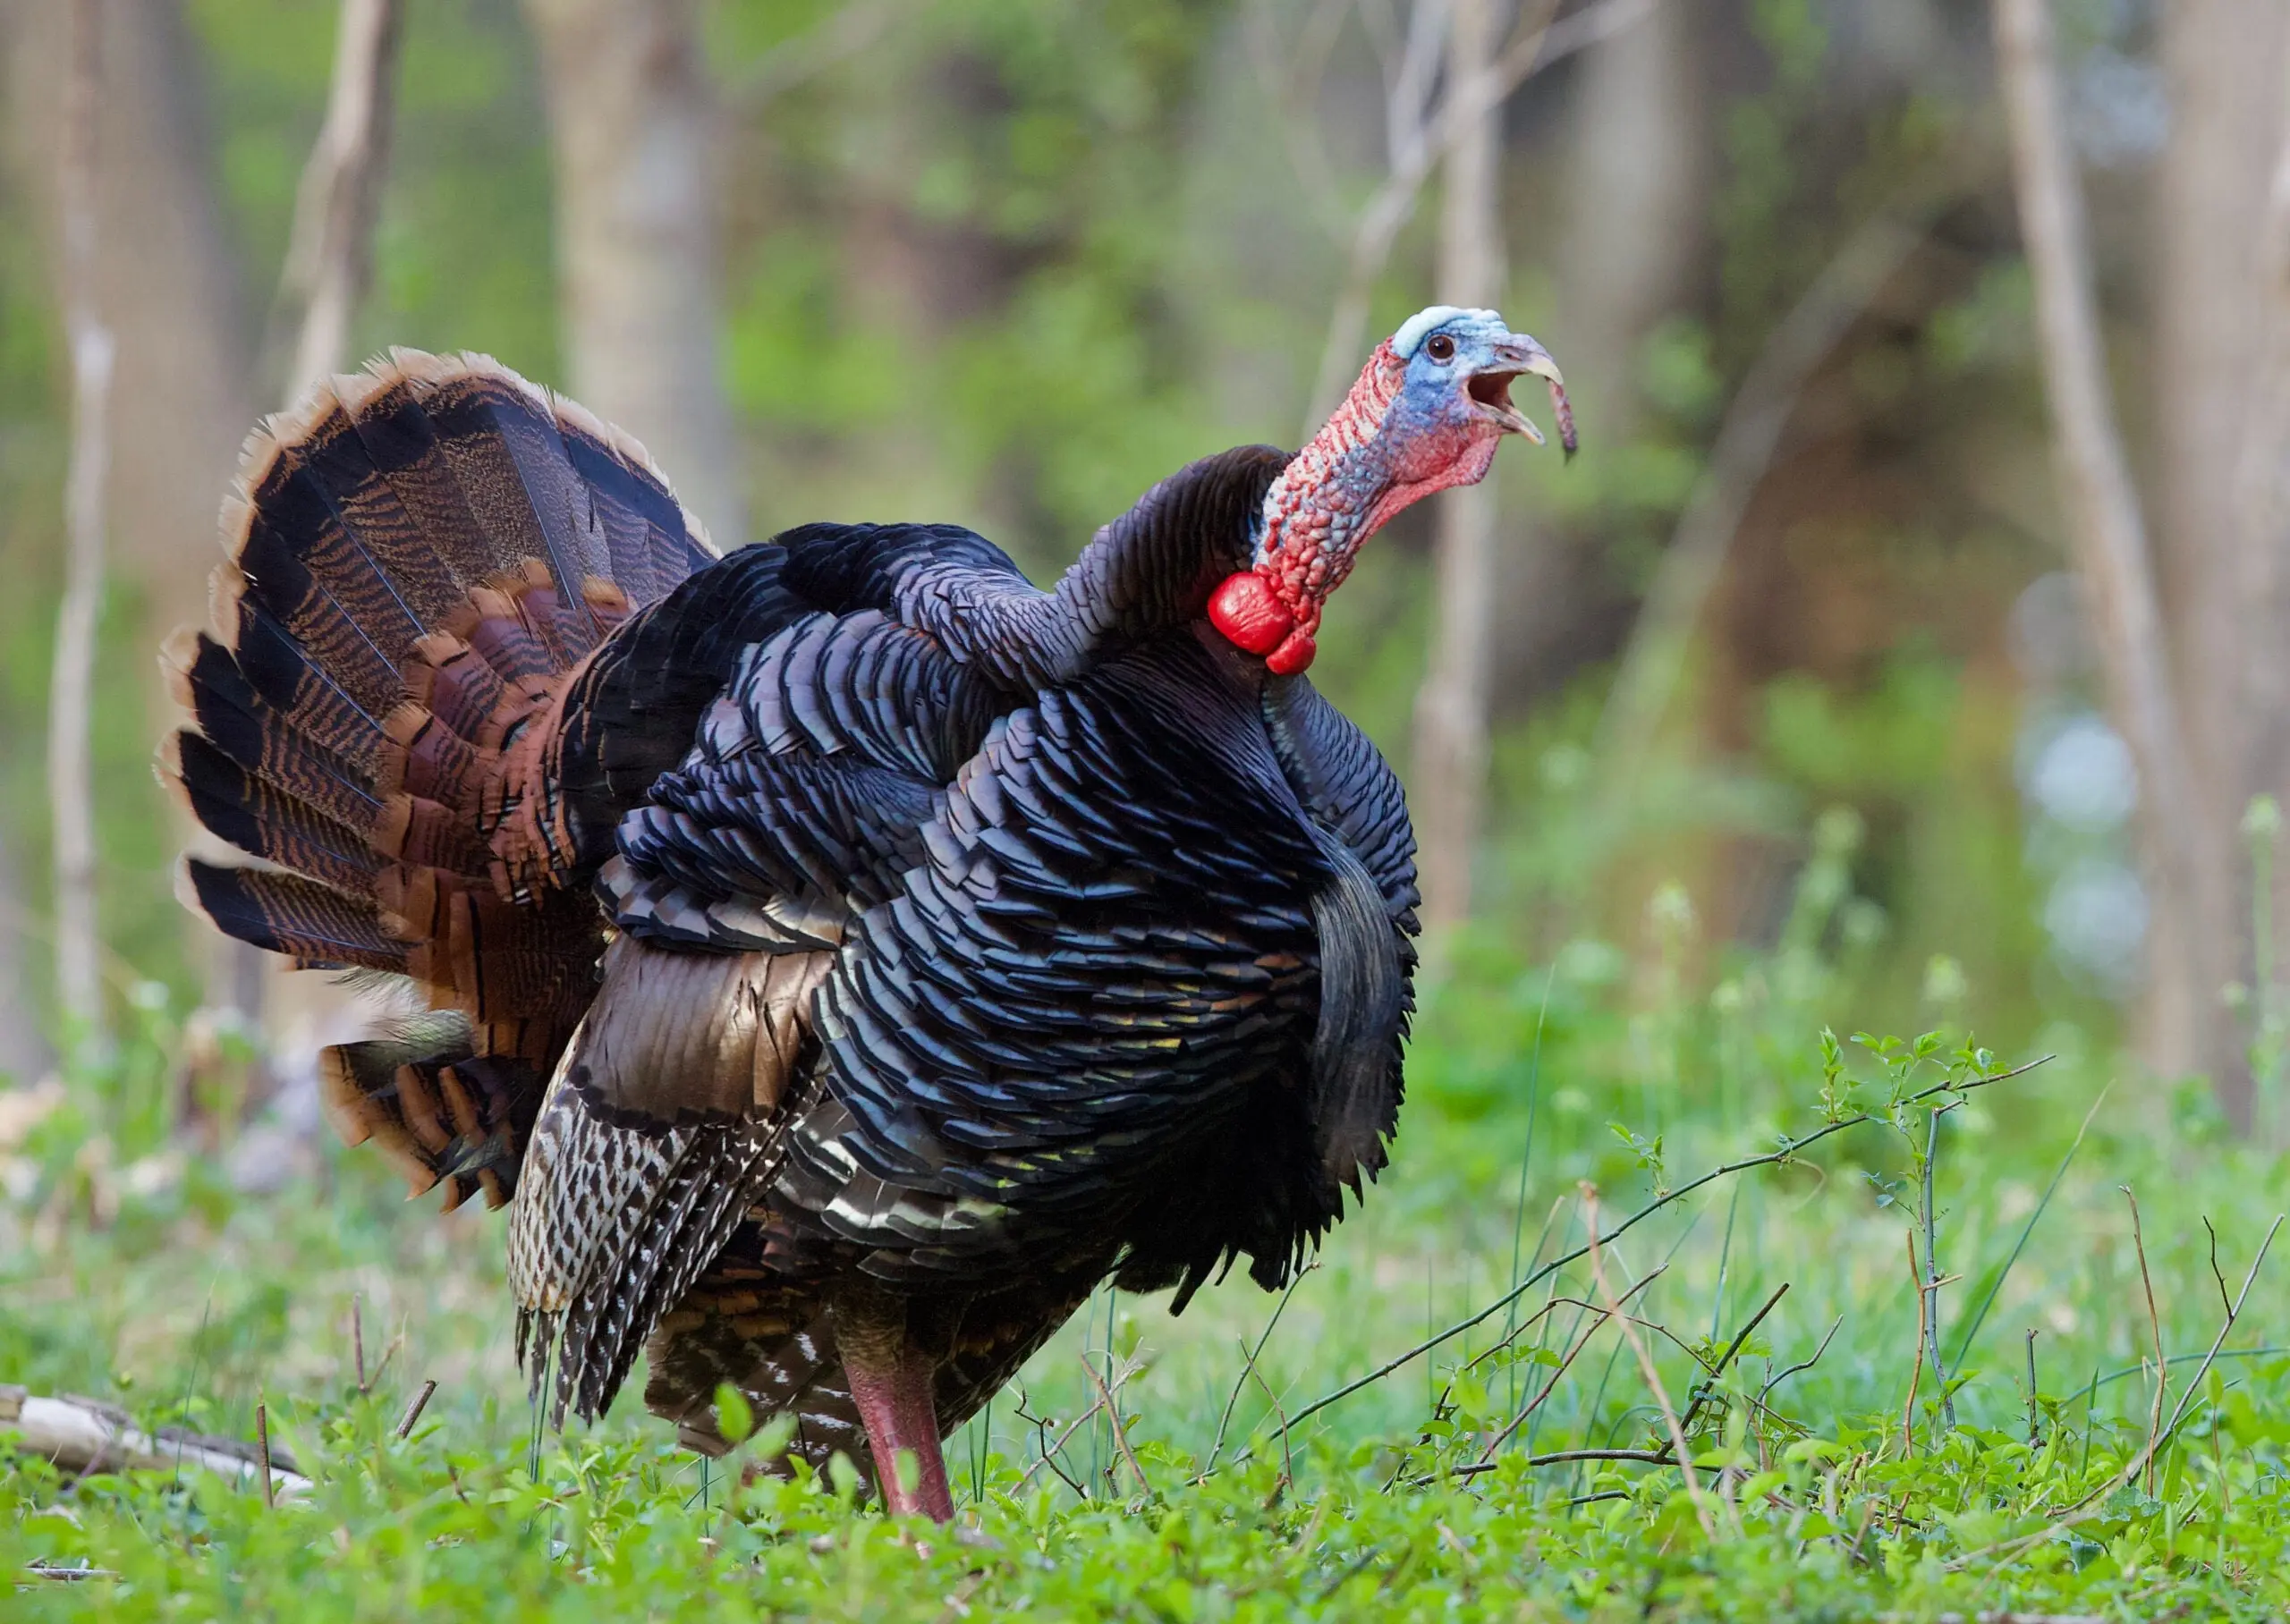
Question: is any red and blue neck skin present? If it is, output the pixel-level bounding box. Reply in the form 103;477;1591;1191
1209;307;1573;676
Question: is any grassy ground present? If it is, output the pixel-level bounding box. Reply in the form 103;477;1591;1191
9;923;2290;1619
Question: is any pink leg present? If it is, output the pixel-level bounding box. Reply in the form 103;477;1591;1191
837;1295;954;1521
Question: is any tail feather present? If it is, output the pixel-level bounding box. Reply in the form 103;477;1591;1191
319;1011;539;1209
181;862;409;972
165;734;386;899
163;629;383;833
225;597;393;772
270;387;489;629
223;531;411;707
164;348;720;1211
329;368;531;587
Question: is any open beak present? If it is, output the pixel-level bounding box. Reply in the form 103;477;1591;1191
1466;334;1578;459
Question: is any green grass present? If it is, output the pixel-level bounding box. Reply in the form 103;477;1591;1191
9;948;2290;1619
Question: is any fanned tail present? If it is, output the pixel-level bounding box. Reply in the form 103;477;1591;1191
161;350;717;1208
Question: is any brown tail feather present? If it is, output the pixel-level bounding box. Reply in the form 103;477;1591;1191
318;1011;539;1211
163;350;717;1205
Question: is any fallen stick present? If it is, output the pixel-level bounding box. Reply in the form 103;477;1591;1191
0;1384;310;1498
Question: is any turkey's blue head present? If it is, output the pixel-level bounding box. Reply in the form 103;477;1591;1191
1209;306;1573;675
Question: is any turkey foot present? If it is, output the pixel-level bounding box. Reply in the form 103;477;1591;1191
835;1286;954;1521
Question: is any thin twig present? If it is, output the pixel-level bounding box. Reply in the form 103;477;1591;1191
1953;1214;2285;1572
1584;1186;1714;1538
1523;1447;1683;1468
1440;1277;1780;1487
2025;1329;2042;1446
1247;1357;1297;1498
1757;1315;1844;1411
255;1402;275;1510
1240;0;1359;239
1592;202;1938;807
2205;1217;2234;1316
1011;1400;1105;1495
1206;1262;1313;1473
1902;1233;1926;1459
394;1379;436;1442
1678;1281;1790;1437
1456;1281;1622;1383
1249;1055;2049;1454
1921;1104;1958;1430
2088;1346;2290;1391
1076;1355;1149;1499
1411;0;1510;935
1451;1272;1666;1477
731;0;914;112
2120;1186;2167;1496
1565;1488;1633;1508
352;1293;367;1394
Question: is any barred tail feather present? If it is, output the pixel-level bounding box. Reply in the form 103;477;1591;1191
163;350;718;1209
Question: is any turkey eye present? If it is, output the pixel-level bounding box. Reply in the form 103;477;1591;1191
1425;333;1456;362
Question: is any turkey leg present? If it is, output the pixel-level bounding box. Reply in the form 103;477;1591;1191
835;1286;954;1520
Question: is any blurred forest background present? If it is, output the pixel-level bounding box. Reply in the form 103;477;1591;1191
0;0;2286;1146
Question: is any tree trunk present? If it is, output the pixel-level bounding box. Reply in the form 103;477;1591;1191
1508;0;1700;700
48;0;112;1052
2227;39;2290;1138
522;0;745;548
0;826;53;1085
4;0;262;1028
277;0;403;392
1998;0;2223;1104
2153;0;2290;1112
1411;0;1505;937
4;0;258;662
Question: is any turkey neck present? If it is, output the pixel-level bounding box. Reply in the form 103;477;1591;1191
1248;358;1406;644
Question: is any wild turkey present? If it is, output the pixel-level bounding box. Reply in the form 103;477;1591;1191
162;308;1572;1518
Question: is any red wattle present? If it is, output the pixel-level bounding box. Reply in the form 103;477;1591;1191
1208;571;1293;656
1265;630;1317;675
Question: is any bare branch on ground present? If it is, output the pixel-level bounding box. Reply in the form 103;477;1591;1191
1;1385;310;1499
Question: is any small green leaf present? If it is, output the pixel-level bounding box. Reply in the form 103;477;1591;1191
715;1383;754;1446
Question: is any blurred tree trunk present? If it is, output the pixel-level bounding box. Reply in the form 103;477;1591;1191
4;0;256;666
1505;0;1701;701
4;0;259;1022
523;0;745;548
0;830;51;1085
276;0;403;393
2225;35;2290;1135
2153;1;2290;1114
1999;0;2215;1107
50;0;113;1053
1412;0;1505;937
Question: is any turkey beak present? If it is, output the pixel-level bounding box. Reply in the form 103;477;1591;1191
1468;334;1578;461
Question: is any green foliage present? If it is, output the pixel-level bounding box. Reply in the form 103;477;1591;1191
0;4;2267;1613
11;901;2290;1616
